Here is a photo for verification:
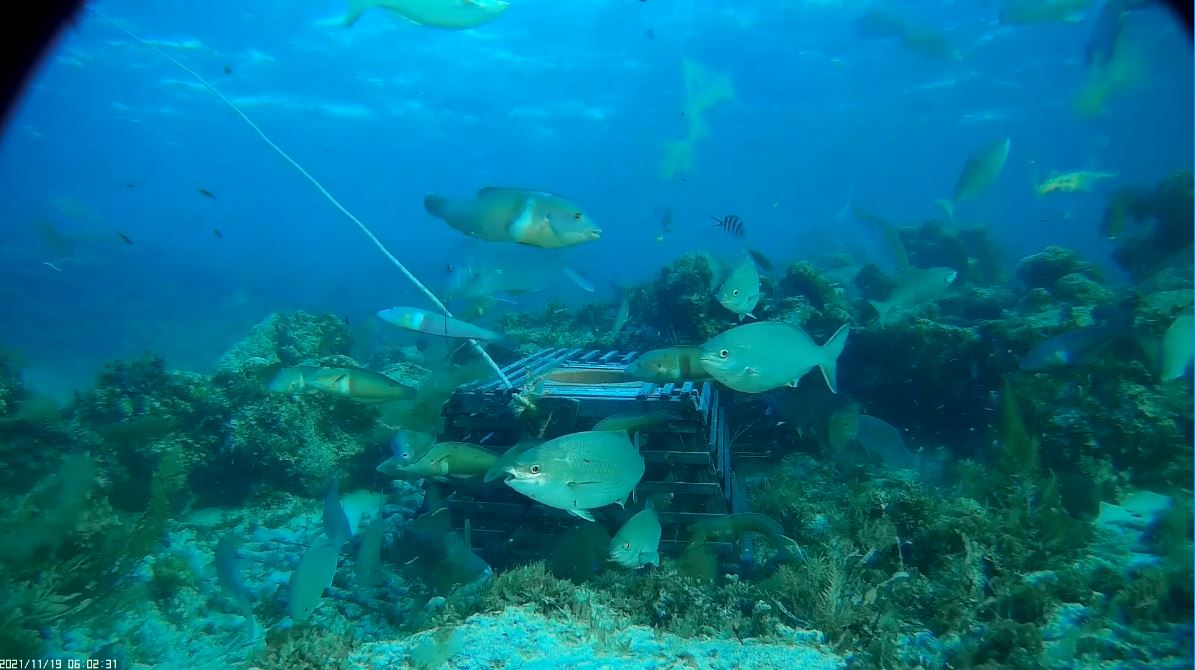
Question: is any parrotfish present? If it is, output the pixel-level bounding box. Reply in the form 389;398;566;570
625;346;710;383
381;441;497;480
301;365;418;402
699;322;850;394
377;306;513;344
688;512;801;560
423;187;601;249
948;138;1011;213
345;0;510;30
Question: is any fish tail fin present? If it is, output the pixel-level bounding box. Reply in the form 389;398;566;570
835;182;854;220
817;323;850;394
934;198;954;222
867;299;890;327
344;0;375;27
423;194;453;220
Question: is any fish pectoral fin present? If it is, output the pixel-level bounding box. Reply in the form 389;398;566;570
745;312;757;320
567;508;596;522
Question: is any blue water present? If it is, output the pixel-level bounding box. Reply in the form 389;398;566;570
0;1;1189;391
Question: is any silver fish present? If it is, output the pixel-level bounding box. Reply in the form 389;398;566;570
504;431;645;522
700;322;850;394
609;504;662;569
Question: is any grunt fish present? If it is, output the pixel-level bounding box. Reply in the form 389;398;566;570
609;502;662;569
345;0;510;30
867;267;958;325
715;256;762;321
377;306;513;344
699;322;850;394
503;430;645;522
423;187;600;249
625;346;710;384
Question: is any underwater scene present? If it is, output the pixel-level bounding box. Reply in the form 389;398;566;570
0;1;1192;668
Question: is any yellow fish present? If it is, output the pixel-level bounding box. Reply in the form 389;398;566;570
424;187;601;249
1034;170;1118;196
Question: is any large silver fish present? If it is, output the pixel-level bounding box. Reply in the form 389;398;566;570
377;306;512;344
423;187;601;249
503;431;645;522
867;266;958;325
699;321;850;394
953;138;1011;203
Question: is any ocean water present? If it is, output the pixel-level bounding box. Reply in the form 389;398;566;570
0;1;1191;669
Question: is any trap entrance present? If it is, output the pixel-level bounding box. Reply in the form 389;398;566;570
440;347;747;568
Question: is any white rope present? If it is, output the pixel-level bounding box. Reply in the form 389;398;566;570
89;8;512;388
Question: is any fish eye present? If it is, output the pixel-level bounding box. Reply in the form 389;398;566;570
401;452;409;458
719;349;729;359
529;464;541;474
446;263;455;272
623;542;631;549
574;212;583;221
731;289;740;296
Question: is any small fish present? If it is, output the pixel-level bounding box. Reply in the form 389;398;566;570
700;322;850;394
1020;319;1128;371
323;477;353;545
43;261;63;272
377;306;513;344
746;248;774;273
710;214;745;238
624;346;709;383
215;532;253;609
867;267;958;325
839;412;921;471
688;512;801;559
288;540;340;622
1160;309;1194;381
212;228;224;239
715;256;762;321
645;28;655;40
384;442;497;480
999;0;1095;25
947;138;1012;215
118;232;134;245
610;291;632;337
345;0;510;30
659;208;673;235
223;64;233;75
387;428;436;468
354;511;386;588
504;430;645;522
423;187;600;249
593;411;674;433
198;188;216;199
1034;170;1118;196
609;502;662;569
